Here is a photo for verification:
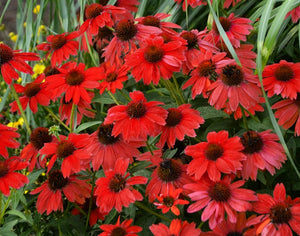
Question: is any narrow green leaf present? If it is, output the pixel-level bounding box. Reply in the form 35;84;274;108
0;85;10;112
277;25;298;53
0;0;11;25
6;210;31;223
74;121;102;133
136;0;148;18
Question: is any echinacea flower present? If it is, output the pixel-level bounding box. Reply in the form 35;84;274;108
10;74;52;114
125;35;185;85
39;133;91;177
186;130;245;181
0;123;20;158
87;123;142;171
0;43;39;84
115;0;139;12
150;219;202;236
45;62;100;104
271;95;300;136
286;6;300;23
0;157;28;196
36;31;79;66
94;158;148;213
239;130;286;180
99;216;142;236
263;60;300;100
174;0;207;11
157;104;204;148
223;0;242;8
30;170;91;215
104;90;168;142
185;175;257;230
20;127;55;172
251;183;300;236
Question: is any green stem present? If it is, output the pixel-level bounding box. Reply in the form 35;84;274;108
0;192;12;225
85;172;96;230
43;106;71;132
240;105;249;130
161;80;181;106
11;84;31;134
108;91;121;105
172;75;186;104
146;140;154;156
134;201;171;223
119;90;131;101
185;0;189;29
69;103;76;132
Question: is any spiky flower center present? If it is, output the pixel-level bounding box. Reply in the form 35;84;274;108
144;45;164;63
227;232;243;236
0;161;8;177
221;65;244;86
44;66;60;77
240;131;263;154
213;17;232;34
48;170;69;190
0;44;13;65
163;196;174;207
166;108;182;127
115;20;138;41
66;69;85;86
51;35;67;50
111;227;126;236
205;143;224;161
127;101;146;118
106;72;117;82
274;64;294;82
97;124;119;145
141;16;160;27
30;127;52;150
208;182;231;202
85;3;104;19
181;31;198;49
270;203;292;224
109;174;126;192
24;83;41;97
98;26;113;39
157;159;182;182
198;60;217;78
56;140;76;159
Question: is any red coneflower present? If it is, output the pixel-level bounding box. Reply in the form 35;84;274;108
150;219;202;236
223;0;242;8
115;0;140;12
0;123;20;158
104;90;168;142
20;127;55;172
207;13;253;48
286;6;300;23
98;62;128;94
30;170;91;215
87;123;142;171
99;216;142;236
94;158;147;213
0;157;28;196
154;188;189;216
272;95;300;136
125;35;185;85
136;13;181;35
10;74;51;114
0;43;39;84
251;183;300;236
182;50;232;99
239;130;286;180
174;0;207;11
157;104;204;148
263;60;300;100
36;31;79;67
185;175;257;230
186;130;245;181
39;133;91;177
208;63;261;112
45;62;100;105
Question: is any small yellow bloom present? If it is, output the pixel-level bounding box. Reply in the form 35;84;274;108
23;22;27;27
33;64;46;78
41;172;46;176
0;24;5;31
38;25;47;36
9;32;17;42
17;77;22;83
24;190;28;194
7;118;24;129
33;5;40;14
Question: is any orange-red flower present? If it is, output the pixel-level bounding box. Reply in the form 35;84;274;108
10;74;51;114
186;130;245;181
263;60;300;100
104;90;168;142
0;157;28;196
30;170;91;215
150;219;201;236
0;43;39;84
115;0;140;12
36;31;79;66
223;0;242;8
99;216;142;236
185;175;257;230
0;123;20;158
286;6;300;23
251;183;300;236
94;158;147;213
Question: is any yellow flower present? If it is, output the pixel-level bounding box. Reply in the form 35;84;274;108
23;22;27;27
38;25;47;36
17;77;22;83
0;24;5;31
33;5;40;14
7;118;24;129
9;32;17;42
33;64;46;78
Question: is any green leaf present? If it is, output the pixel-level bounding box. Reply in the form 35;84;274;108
6;210;32;225
163;148;178;159
74;121;102;133
197;106;229;119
